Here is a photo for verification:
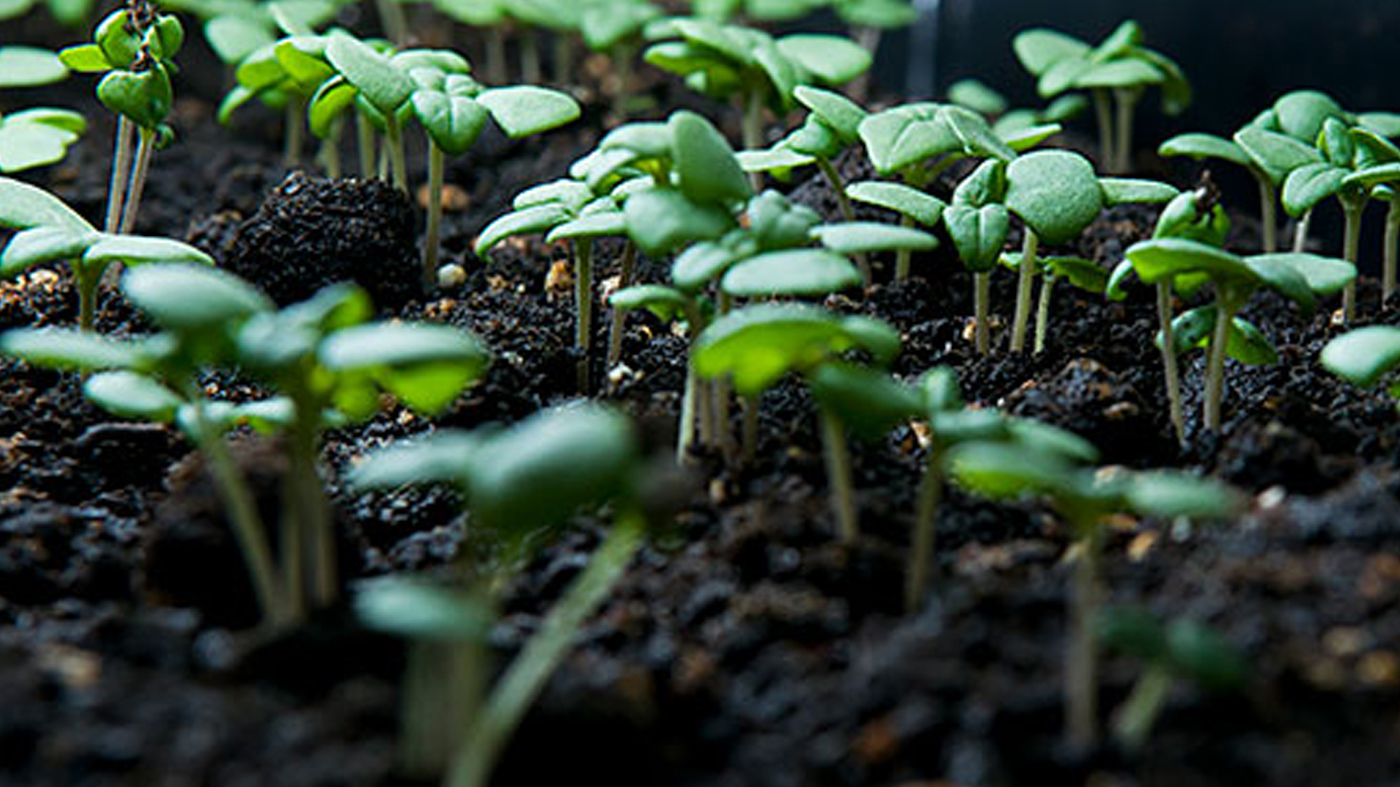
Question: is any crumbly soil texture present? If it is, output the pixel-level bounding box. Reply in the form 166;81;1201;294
3;44;1400;787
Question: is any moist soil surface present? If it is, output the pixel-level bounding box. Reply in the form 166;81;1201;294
3;43;1400;787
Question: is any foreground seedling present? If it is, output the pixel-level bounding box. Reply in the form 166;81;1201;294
352;405;661;787
948;442;1239;750
1321;325;1400;404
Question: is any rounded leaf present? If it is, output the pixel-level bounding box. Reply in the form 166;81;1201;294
0;46;68;88
122;263;273;332
356;577;491;642
806;363;922;441
721;248;861;297
1005;150;1103;245
0;328;146;370
1322;326;1400;388
670;110;751;205
847;181;945;226
775;34;870;86
477;86;581;139
326;34;413;114
83;370;182;422
1158;133;1250;167
811;221;938;254
412;91;489;156
319;322;490;414
623;188;734;256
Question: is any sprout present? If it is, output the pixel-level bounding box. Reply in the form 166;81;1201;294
60;2;185;234
1321;325;1400;399
644;17;872;156
948;442;1240;750
1098;609;1247;752
1014;20;1189;173
1124;237;1354;432
947;76;1088;141
0;177;212;329
351;405;656;787
846;179;946;282
693;303;906;540
0;47;86;173
2;266;490;628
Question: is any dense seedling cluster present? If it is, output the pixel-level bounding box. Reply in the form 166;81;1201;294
5;2;1399;782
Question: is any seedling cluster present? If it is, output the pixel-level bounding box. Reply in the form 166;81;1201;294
5;2;1393;781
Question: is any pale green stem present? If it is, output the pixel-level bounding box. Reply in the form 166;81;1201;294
76;266;99;333
1112;88;1139;174
606;243;637;368
103;115;134;234
319;116;342;178
1092;88;1114;174
1342;200;1363;323
375;0;408;44
817;156;869;284
1256;174;1277;253
385;117;408;192
1203;295;1238;432
575;238;594;393
973;271;991;355
1385;202;1399;301
906;445;942;612
893;214;914;284
743;89;765;192
1033;273;1055;355
1157;282;1185;445
1111;662;1174;754
424;143;445;288
448;508;647;787
486;27;508;84
521;27;542;84
1010;231;1039;353
400;639;486;778
820;406;858;544
1292;208;1312;253
1066;522;1103;751
283;95;305;168
713;291;734;458
357;110;376;178
741;393;758;464
117;126;155;234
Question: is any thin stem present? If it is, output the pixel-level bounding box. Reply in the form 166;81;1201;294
117;126;155;234
1203;296;1237;432
551;31;573;86
1157;282;1185;446
1256;174;1277;253
424;143;445;287
742;89;765;192
606;243;637;368
294;397;335;609
1342;200;1363;323
678;366;696;462
817;156;869;284
283;95;305;168
103;116;134;233
375;0;408;44
1112;88;1138;174
678;298;708;461
973;271;991;355
1092;88;1114;174
521;27;542;85
610;43;634;119
1010;231;1039;353
820;406;858;544
1111;663;1175;754
1066;523;1104;751
574;238;594;394
713;291;734;459
357;110;376;178
385;118;408;192
1033;274;1055;355
486;27;508;84
448;508;647;787
906;446;942;612
741;393;758;464
319;116;343;178
848;26;880;103
1385;202;1399;301
893;214;915;283
76;266;100;332
1292;208;1312;253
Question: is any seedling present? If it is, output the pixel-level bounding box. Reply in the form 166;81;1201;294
644;17;872;154
829;0;916;100
1321;325;1400;402
2;265;490;629
0;46;87;173
476;177;625;391
905;366;1099;611
846;179;946;282
693;303;906;540
947;77;1088;141
576;0;661;116
0;177;212;329
60;1;185;234
0;0;93;26
1098;608;1247;752
351;405;655;787
1014;20;1189;173
1108;186;1230;444
948;442;1239;750
1001;251;1109;355
1124;237;1354;431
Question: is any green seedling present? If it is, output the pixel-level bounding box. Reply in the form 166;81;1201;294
829;0;915;100
846;179;946;283
476;177;625;391
351;405;656;787
1124;237;1354;432
1321;325;1400;402
0;177;212;329
0;0;93;26
947;77;1088;141
738;86;868;224
1281;117;1400;320
644;17;872;155
577;0;661;116
1000;251;1110;356
61;1;185;235
948;441;1239;750
0;46;86;173
688;0;824;24
218;27;341;171
1014;20;1189;174
1108;186;1230;444
2;265;489;629
693;302;905;540
905;366;1099;611
1098;608;1247;753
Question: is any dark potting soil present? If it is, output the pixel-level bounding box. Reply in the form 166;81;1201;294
1;78;1399;787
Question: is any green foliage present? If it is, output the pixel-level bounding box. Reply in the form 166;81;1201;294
0;0;93;26
1321;326;1400;390
61;9;185;131
0;45;69;87
1014;20;1189;113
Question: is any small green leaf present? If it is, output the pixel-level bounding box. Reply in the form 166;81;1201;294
847;180;945;226
738;146;815;172
941;104;1016;162
669;110;751;205
0;328;146;370
0;46;69;88
1234;125;1323;186
1005;150;1103;245
944;203;1009;272
806;363;921;441
1247;252;1354;298
0;176;94;232
122;263;273;332
1099;178;1178;206
57;43;111;73
84;370;182;421
811;221;938;254
320;322;490;415
205;16;276;66
1125;238;1253;286
623;188;734;256
609;284;690;322
308;76;357;138
355;577;492;642
1;226;95;276
946;441;1080;500
412;91;489;156
349;430;479;490
857;103;960;175
1012;28;1090;76
1273;89;1346;143
1322;326;1400;388
1168;306;1279;365
1073;58;1162;89
793;85;866;142
546;211;626;243
477;86;581;138
84;235;214;268
1358;112;1400;140
326;34;413;115
947;78;1008;117
1158;133;1249;166
775;34;870;86
475;203;571;256
721;248;861;297
97;66;173;129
